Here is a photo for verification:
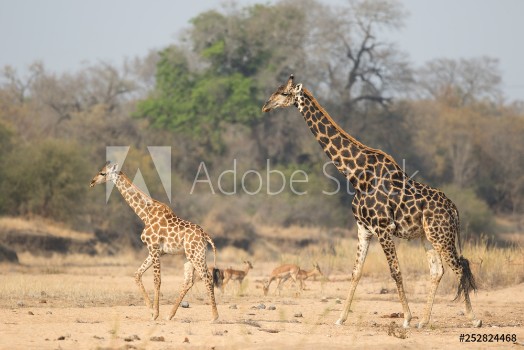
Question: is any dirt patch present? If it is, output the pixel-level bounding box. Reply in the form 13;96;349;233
1;262;523;349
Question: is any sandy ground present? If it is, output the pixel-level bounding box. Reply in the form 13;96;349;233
1;262;523;350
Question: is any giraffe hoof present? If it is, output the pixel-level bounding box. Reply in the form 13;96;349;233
335;319;344;326
472;319;482;328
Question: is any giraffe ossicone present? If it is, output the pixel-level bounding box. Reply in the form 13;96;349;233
262;74;481;329
90;161;220;322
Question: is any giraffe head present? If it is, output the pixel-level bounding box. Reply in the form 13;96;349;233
90;161;119;187
261;74;303;112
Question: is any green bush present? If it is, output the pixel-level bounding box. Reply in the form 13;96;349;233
0;138;89;222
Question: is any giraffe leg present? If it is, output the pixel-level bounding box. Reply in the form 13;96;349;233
134;254;153;309
376;224;412;328
168;261;195;321
418;238;444;328
336;223;373;326
195;261;219;322
151;246;161;320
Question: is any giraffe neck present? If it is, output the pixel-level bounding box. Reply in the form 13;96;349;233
295;88;401;191
113;172;153;222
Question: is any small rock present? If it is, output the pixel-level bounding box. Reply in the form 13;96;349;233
257;303;266;310
183;337;189;343
268;305;276;310
335;299;342;304
124;335;140;342
57;336;66;340
294;312;303;318
28;311;34;315
150;336;165;342
46;311;52;315
39;299;47;304
457;310;465;316
181;301;190;308
17;301;24;307
379;288;389;294
229;304;237;309
320;297;328;303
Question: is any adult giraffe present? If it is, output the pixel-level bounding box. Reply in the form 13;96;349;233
262;75;481;328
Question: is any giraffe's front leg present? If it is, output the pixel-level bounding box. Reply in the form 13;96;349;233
336;223;373;325
135;254;153;309
151;247;161;320
377;224;412;329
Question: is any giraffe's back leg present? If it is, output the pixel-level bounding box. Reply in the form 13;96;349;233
418;236;444;328
192;255;219;321
168;261;195;321
424;215;481;328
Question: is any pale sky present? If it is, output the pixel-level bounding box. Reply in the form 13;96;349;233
1;0;523;101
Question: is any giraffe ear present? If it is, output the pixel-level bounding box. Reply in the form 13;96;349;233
108;163;119;172
294;83;303;94
285;75;294;89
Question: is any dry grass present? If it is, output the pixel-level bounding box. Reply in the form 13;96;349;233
1;217;522;309
257;231;524;296
0;216;93;241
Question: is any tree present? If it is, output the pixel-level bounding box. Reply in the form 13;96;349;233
415;57;502;106
302;0;412;110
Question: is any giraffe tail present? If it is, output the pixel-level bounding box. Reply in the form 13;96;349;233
454;256;477;301
204;232;217;267
203;232;223;287
450;205;477;301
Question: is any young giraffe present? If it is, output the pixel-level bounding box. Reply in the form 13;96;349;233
262;75;481;328
90;162;219;322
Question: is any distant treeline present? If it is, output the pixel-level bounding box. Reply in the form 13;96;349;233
0;0;522;242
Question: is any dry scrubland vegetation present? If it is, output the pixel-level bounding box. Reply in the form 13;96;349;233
1;217;523;310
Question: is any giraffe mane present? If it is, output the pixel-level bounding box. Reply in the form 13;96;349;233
119;172;155;204
302;88;401;169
